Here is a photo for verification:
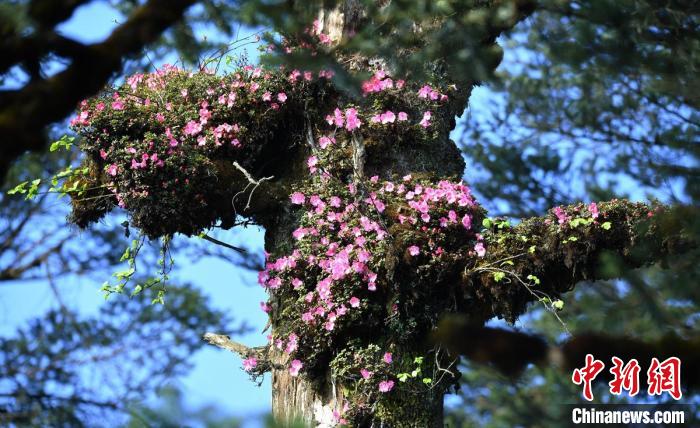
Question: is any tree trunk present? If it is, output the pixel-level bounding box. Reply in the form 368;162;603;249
271;360;446;426
263;3;471;425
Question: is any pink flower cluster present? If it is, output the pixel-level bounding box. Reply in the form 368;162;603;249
325;107;362;131
418;84;448;101
361;70;403;94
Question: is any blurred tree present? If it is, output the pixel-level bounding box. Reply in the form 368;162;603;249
127;386;241;428
0;284;240;427
460;0;699;216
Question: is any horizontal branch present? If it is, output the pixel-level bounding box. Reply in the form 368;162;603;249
0;0;195;184
462;200;695;322
202;332;275;372
434;316;700;391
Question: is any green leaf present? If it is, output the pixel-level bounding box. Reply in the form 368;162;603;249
493;271;506;282
526;274;540;285
120;247;131;262
482;218;493;228
26;179;41;200
601;221;612;230
49;135;75;152
552;300;565;311
422;378;432;385
7;181;28;195
131;284;143;296
570;217;593;228
528;245;536;254
397;373;410;382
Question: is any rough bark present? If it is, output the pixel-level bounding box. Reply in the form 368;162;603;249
266;4;470;422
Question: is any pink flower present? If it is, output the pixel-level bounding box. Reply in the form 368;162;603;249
262;91;272;101
418;85;432;98
408;245;420;256
318;136;335;149
589;202;599;219
307;156;319;173
184;120;202;136
277;92;288;103
345;108;362;131
474;242;486;257
111;101;124;110
285;333;298;354
380;111;396;124
349;297;360;308
332;108;344;127
290;192;306;204
329;196;342;208
383;352;393;364
360;369;372;379
292;278;303;289
378;380;395;393
242;356;257;371
398;112;408;121
260;301;271;313
107;164;118;176
289;359;303;376
155;113;165;122
419;111;432;128
553;206;569;224
461;214;472;229
288;69;301;82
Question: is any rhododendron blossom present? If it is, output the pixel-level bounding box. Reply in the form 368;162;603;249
474;242;486;257
419;111;432;127
378;380;395;393
242;356;257;372
289;359;303;376
291;192;306;204
345;108;362;131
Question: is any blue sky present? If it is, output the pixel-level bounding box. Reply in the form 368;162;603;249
0;3;272;426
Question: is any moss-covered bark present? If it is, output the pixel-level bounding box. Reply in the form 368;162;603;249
464;201;693;323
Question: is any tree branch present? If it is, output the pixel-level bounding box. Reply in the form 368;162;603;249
434;318;700;391
202;332;276;372
0;0;196;185
462;200;695;322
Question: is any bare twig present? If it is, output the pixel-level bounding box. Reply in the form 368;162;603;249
199;234;246;254
231;161;274;214
203;332;277;372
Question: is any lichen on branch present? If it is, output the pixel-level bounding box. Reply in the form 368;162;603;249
464;200;693;323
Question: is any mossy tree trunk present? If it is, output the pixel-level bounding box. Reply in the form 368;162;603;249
267;4;471;425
